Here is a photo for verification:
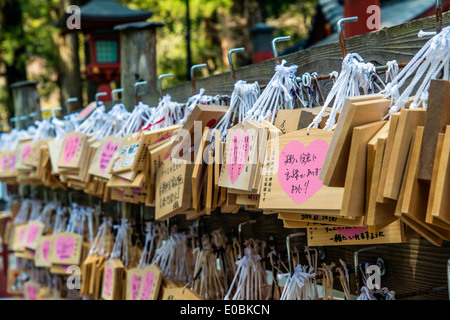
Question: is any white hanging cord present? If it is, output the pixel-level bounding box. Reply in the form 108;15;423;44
115;102;153;137
224;240;268;300
137;222;157;269
308;53;379;132
279;265;316;300
245;60;298;125
210;80;260;147
142;94;184;131
14;199;31;224
110;218;132;268
383;26;450;116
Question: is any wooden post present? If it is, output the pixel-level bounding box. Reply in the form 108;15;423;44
10;81;41;129
114;21;164;110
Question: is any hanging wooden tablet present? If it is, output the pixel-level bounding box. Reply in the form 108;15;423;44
366;132;397;229
428;126;450;227
418;79;450;181
23;139;52;168
319;94;386;187
11;224;27;252
169;105;228;161
101;258;126;300
161;286;203;300
258;128;344;212
57;132;88;170
77;101;97;121
341;121;387;217
23;220;45;250
376;112;401;203
206;150;215;215
155;158;194;221
366;122;390;205
24;281;41;300
88;136;122;179
47;232;83;265
307;220;405;246
34;235;52;267
278;212;365;226
384;108;426;200
400;126;450;245
218;121;261;191
146;140;172;206
192;127;210;212
425;131;450;230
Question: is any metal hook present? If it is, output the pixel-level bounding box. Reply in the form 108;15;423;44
51;107;62;119
238;220;257;250
134;81;148;104
436;0;443;33
111;88;124;105
272;36;291;64
337;17;358;58
190;63;207;95
95;93;107;106
158;73;173;98
286;232;305;276
66;97;78;115
354;246;377;295
228;47;245;85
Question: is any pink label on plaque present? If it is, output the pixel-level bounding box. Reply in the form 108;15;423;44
63;136;80;164
227;130;250;184
26;224;40;245
99;141;120;174
1;155;9;171
278;139;328;205
132;184;144;198
9;153;16;172
130;274;142;300
27;285;38;300
140;271;155;300
22;145;32;162
54;236;75;261
42;240;50;261
336;227;369;240
104;267;113;297
19;227;26;243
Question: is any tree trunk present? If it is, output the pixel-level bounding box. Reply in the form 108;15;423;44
0;0;27;117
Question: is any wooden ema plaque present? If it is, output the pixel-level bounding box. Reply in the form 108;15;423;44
47;232;83;265
218;121;262;192
258;128;344;212
307;220;405;246
169;105;228;161
57;132;88;170
110;125;179;174
125;264;163;300
341;121;387;217
23;139;52;168
418;79;450;181
398;126;450;246
34;235;52;267
383;108;426;200
425;131;450;230
274;107;339;134
101;259;126;300
23;220;45;250
160;287;203;300
88;135;122;179
319;94;386;187
278;212;365;227
155;158;194;221
427;126;450;228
